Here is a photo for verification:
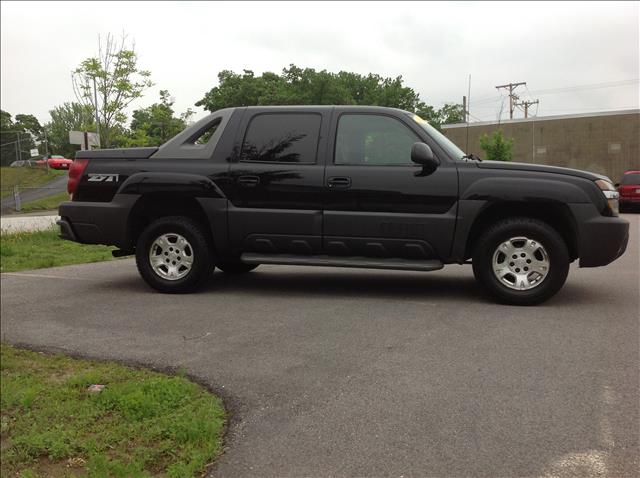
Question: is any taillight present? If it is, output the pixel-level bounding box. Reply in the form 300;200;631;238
67;159;89;198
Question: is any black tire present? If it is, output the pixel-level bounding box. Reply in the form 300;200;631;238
472;217;570;305
135;216;213;293
216;260;258;274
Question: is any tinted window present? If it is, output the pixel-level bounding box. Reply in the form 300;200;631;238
621;173;640;185
241;114;321;163
335;114;420;165
193;118;221;145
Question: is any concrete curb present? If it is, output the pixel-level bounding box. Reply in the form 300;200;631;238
1;215;60;235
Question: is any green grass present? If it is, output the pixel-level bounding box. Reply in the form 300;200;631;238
1;344;226;478
18;191;69;213
1;227;116;272
1;167;66;198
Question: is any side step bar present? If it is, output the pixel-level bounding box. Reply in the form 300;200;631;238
241;253;444;272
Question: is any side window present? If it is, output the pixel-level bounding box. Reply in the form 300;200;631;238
335;114;420;165
241;114;321;163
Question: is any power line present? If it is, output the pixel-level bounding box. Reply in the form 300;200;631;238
539;106;637;112
528;79;639;95
495;82;526;119
471;78;638;106
515;99;539;118
467;105;635;120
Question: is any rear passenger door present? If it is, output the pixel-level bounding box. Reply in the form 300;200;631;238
227;109;329;255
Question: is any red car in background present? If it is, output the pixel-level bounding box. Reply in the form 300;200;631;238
47;155;73;170
618;170;640;213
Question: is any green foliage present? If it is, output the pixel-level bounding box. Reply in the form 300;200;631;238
17;191;69;213
436;103;465;126
479;130;515;161
72;33;154;148
0;111;44;166
0;227;115;272
127;90;188;146
0;167;65;198
44;102;95;158
196;64;462;129
1;344;226;477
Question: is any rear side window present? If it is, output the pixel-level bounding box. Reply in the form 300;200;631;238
241;113;321;163
192;118;221;145
335;114;420;165
621;173;640;185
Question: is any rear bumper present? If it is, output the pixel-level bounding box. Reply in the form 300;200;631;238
570;204;629;267
57;218;77;241
57;194;139;249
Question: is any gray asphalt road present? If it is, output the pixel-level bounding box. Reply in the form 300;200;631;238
1;215;638;477
0;173;68;215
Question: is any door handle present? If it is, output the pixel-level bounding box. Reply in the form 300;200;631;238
238;175;260;187
327;176;351;189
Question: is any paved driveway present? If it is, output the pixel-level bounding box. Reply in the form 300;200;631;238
1;215;638;477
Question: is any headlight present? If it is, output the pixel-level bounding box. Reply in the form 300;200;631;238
595;179;619;216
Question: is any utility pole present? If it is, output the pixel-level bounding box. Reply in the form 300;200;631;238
495;81;526;119
93;75;101;148
465;74;471;152
515;99;539;118
16;131;21;162
43;128;49;157
462;96;467;122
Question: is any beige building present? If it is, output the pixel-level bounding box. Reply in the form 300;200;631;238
442;109;639;182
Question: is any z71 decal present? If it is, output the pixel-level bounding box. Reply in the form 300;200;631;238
87;173;120;182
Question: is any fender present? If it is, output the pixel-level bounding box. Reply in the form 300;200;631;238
118;172;229;254
117;171;226;198
449;177;590;262
461;177;592;203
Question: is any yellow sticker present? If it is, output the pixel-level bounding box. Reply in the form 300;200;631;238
412;114;427;125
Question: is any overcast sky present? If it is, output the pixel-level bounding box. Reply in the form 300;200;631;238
1;1;638;126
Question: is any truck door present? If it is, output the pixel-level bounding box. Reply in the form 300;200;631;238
322;110;458;260
227;108;329;255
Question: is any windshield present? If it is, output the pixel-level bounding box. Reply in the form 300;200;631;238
621;173;640;185
407;113;466;160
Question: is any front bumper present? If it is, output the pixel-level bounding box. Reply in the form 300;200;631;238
57;194;139;249
570;204;629;267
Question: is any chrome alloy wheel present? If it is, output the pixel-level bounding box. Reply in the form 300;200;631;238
148;233;194;281
492;236;550;290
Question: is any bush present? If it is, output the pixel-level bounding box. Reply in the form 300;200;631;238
479;130;515;162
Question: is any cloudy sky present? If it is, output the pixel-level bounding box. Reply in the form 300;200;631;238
1;1;638;126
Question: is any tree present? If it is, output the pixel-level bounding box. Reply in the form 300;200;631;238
1;110;17;165
436;103;465;126
72;33;153;148
196;64;461;128
479;130;515;161
44;103;95;158
0;110;42;165
128;90;187;146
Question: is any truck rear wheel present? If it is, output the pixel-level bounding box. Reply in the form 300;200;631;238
472;217;569;305
136;216;213;293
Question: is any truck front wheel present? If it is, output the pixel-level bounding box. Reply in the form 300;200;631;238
136;216;213;293
472;217;569;305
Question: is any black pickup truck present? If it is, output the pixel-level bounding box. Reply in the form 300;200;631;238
58;106;629;305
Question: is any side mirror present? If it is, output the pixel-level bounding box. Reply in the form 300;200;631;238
411;142;439;176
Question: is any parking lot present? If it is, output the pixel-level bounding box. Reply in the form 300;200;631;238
1;214;638;477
